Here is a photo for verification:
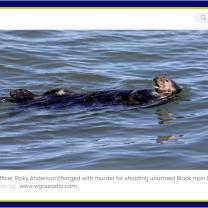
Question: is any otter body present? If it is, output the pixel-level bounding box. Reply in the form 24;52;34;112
0;76;182;108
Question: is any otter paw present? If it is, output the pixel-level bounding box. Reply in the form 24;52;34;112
10;89;35;102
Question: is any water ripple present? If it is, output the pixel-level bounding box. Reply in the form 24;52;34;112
0;30;207;169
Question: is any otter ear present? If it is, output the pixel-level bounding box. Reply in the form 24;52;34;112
10;89;35;102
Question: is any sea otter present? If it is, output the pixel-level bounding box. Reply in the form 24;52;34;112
0;76;181;108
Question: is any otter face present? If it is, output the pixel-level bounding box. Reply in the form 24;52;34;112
153;76;181;95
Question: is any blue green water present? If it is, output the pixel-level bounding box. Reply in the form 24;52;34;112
0;30;207;169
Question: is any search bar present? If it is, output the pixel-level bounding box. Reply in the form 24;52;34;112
196;12;208;23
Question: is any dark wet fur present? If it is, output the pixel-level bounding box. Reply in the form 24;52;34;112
0;89;179;109
0;76;182;109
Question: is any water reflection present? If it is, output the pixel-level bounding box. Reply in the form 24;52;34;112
156;135;177;144
155;107;176;125
155;108;184;144
156;135;184;144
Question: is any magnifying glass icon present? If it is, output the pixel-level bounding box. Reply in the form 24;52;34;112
196;12;208;22
200;14;207;21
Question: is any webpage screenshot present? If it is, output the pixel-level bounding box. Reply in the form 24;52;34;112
0;8;208;202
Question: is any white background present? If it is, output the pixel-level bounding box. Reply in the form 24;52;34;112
0;170;208;201
0;8;208;29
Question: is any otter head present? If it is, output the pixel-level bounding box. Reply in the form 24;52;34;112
153;76;181;95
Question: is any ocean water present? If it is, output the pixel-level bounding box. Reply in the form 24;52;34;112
0;30;207;169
